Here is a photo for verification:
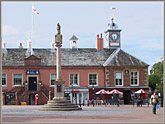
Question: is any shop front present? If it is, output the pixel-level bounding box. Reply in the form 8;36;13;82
64;88;89;105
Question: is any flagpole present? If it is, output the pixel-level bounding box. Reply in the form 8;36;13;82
32;4;34;40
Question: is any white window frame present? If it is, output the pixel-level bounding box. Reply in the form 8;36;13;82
88;73;98;86
69;73;79;86
13;73;23;87
115;72;123;86
50;73;56;87
130;71;139;86
2;73;7;87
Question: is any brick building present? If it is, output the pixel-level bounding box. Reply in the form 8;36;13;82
1;18;149;105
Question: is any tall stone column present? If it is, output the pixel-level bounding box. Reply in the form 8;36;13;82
38;23;82;111
53;23;65;101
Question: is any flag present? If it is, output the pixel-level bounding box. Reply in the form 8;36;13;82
32;5;39;15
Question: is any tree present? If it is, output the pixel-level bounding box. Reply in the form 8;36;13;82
149;74;161;92
149;62;163;92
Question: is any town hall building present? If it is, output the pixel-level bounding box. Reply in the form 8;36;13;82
1;18;149;105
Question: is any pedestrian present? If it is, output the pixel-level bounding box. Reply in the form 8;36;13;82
79;99;81;107
150;92;159;114
87;100;89;106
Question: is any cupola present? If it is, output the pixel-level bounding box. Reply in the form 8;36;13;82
26;39;33;55
105;8;121;49
70;34;78;49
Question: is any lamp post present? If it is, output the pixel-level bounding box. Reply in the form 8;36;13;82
72;84;73;104
92;82;95;107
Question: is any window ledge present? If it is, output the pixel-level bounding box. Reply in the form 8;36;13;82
13;85;24;87
115;85;123;87
89;85;98;87
70;85;79;87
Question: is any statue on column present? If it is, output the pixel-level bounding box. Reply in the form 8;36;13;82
57;23;61;34
55;23;62;45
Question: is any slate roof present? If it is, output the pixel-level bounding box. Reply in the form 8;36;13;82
106;49;148;66
2;48;148;67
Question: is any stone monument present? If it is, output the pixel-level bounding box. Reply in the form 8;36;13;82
39;23;82;111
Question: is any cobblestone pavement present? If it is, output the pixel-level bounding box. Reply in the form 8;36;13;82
2;105;164;123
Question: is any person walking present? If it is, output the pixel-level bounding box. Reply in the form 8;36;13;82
150;92;159;114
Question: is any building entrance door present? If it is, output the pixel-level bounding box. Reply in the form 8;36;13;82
29;94;35;105
28;77;37;91
72;93;77;104
124;90;130;104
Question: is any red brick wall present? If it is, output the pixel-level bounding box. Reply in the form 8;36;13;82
105;66;148;87
2;67;105;91
24;59;41;66
24;55;41;66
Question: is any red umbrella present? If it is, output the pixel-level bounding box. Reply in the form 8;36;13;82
108;89;123;94
95;89;109;94
135;89;148;94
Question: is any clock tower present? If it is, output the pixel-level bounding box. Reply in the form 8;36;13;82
105;17;121;48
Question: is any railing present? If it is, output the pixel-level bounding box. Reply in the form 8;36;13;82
5;93;16;105
5;86;25;105
41;84;49;99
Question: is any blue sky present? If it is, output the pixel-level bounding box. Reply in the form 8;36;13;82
2;2;164;70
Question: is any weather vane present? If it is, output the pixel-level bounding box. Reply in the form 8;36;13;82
111;8;116;21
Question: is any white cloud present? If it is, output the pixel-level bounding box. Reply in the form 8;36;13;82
2;25;19;36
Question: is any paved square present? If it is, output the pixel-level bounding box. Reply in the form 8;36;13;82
2;105;164;123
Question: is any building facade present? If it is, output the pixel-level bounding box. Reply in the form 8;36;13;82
1;19;149;105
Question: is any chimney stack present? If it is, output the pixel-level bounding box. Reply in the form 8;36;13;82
96;33;103;50
2;42;6;49
2;42;7;53
50;42;55;52
51;42;55;49
27;39;33;55
19;43;23;49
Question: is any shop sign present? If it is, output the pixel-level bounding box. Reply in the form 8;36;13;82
26;70;39;75
71;91;79;93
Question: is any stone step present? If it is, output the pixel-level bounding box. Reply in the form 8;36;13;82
47;102;73;105
46;103;78;106
42;106;80;109
38;107;82;111
48;100;71;104
43;104;80;108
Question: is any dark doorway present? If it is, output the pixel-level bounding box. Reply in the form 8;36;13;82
29;94;35;105
124;90;130;104
28;77;37;91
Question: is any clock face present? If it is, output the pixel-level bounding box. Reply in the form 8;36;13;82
112;33;117;40
110;32;120;42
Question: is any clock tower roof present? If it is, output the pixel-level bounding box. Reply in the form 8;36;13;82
107;18;119;30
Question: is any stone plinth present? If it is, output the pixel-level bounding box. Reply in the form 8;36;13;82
38;99;82;111
39;80;82;111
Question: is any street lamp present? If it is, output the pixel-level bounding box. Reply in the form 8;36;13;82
92;82;95;107
72;84;73;104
